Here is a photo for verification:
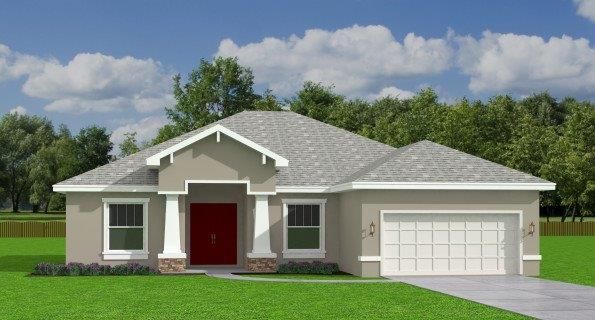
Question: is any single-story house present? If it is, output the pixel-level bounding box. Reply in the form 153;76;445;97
53;111;555;276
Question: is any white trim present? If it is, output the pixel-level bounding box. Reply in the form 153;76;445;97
157;252;187;259
276;186;330;193
282;250;326;259
379;209;524;276
331;182;555;192
262;154;266;165
523;255;542;261
358;255;381;262
282;198;326;259
53;184;158;193
158;180;276;196
216;131;220;143
247;252;277;259
102;252;149;260
102;198;150;204
169;153;174;164
102;198;149;260
145;124;289;167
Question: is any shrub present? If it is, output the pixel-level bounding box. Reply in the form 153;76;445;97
32;262;159;276
277;261;340;275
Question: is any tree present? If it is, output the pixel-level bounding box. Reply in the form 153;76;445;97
430;98;482;155
0;113;54;212
75;126;113;174
253;90;283;111
541;102;594;221
29;132;79;212
519;92;567;126
157;57;259;142
289;81;344;122
119;132;141;158
475;95;520;164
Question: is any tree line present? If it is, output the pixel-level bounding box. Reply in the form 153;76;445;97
1;57;593;220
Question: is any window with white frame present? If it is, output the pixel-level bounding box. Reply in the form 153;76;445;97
282;199;326;258
102;198;149;260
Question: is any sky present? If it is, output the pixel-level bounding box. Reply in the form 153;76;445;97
0;0;594;148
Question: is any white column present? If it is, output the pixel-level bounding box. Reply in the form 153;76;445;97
158;194;186;259
247;195;277;258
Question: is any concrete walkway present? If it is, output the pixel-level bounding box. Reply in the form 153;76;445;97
390;275;595;320
207;272;391;283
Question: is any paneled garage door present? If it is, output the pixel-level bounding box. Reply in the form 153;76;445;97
381;212;520;276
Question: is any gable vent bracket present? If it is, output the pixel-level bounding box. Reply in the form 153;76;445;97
262;154;267;165
216;131;221;143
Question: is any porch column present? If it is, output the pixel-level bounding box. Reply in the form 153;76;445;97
246;194;277;272
158;194;186;273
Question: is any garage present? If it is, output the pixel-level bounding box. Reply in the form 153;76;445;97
381;211;521;276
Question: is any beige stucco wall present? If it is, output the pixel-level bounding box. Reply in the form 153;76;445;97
263;193;341;264
184;184;247;267
158;134;276;193
350;190;540;277
65;189;541;276
65;192;184;267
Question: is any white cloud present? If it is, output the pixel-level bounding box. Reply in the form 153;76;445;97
0;44;55;81
8;105;27;115
110;115;169;146
0;44;174;114
369;86;415;100
456;31;595;96
574;0;595;22
216;25;453;97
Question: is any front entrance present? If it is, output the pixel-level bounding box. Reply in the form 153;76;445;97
190;203;237;265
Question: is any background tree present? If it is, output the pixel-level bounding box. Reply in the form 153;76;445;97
75;126;113;174
0;113;54;212
29;128;79;212
119;132;141;158
156;57;259;143
289;81;344;122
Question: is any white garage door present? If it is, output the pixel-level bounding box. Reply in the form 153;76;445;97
381;212;520;276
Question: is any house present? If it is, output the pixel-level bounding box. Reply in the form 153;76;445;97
53;111;555;276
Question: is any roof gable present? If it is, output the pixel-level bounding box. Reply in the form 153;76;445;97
145;124;289;167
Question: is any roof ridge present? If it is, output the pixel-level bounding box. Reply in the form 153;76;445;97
337;143;414;184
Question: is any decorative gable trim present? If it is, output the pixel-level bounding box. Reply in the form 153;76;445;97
145;124;289;167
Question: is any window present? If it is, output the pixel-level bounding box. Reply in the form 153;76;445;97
102;198;149;260
282;199;326;258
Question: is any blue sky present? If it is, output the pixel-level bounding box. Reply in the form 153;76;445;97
1;0;594;146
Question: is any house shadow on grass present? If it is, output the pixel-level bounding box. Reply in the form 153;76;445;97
0;255;65;272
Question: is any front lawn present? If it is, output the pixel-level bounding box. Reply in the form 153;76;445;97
0;238;526;319
238;273;386;280
540;236;595;286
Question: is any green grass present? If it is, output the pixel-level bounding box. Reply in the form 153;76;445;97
0;238;526;319
540;236;595;286
238;273;386;280
0;212;65;221
539;216;595;222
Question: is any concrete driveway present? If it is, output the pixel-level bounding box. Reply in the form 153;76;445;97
389;275;595;320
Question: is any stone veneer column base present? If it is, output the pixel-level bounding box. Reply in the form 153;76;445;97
158;258;186;273
246;257;277;272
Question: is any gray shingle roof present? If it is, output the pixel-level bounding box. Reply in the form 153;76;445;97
341;140;549;184
56;111;549;187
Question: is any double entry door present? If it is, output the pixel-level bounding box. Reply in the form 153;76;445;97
190;203;237;265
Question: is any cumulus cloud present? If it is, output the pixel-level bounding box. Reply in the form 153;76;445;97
110;115;169;146
0;44;174;114
216;25;453;96
456;31;595;96
8;105;27;115
369;86;415;100
574;0;595;22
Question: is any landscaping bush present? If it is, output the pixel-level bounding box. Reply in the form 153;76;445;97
277;261;339;275
32;262;158;276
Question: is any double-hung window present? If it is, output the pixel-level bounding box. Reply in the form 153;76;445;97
282;199;326;258
102;198;149;260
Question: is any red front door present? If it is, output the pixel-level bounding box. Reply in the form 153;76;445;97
190;203;237;265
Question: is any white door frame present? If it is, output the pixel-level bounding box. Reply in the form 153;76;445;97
379;209;523;276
